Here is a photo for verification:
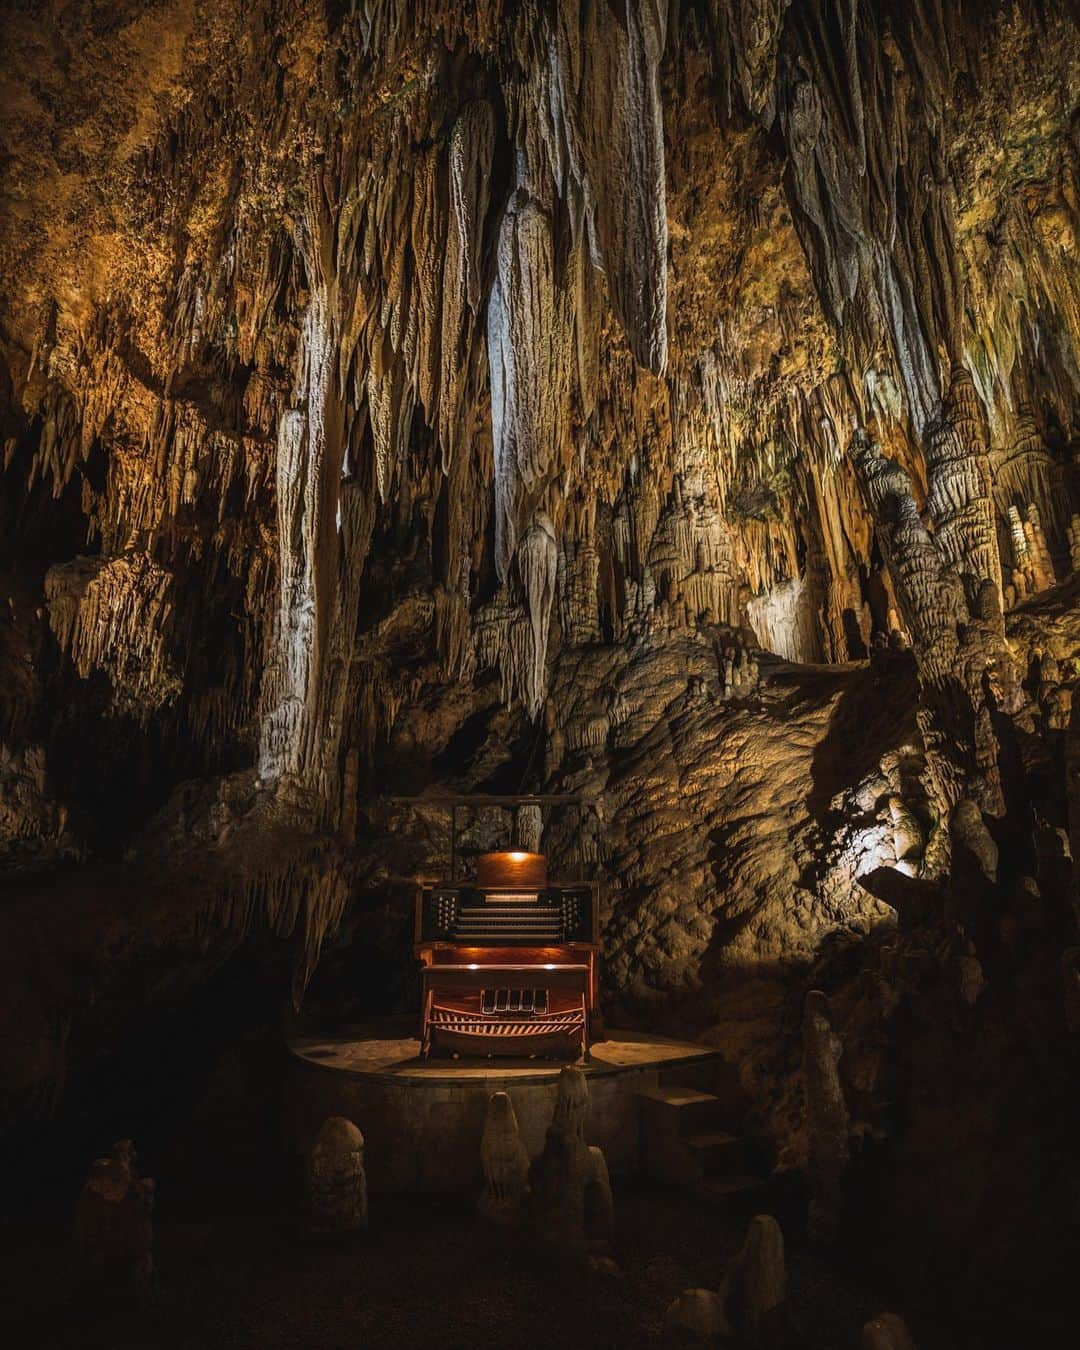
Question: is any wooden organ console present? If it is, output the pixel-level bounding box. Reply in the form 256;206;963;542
415;848;600;1059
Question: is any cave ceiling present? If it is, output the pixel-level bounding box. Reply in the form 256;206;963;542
0;0;1078;1000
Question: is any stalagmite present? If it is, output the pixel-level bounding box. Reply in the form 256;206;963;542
851;427;1015;815
77;1140;154;1296
861;1312;919;1350
850;430;964;689
718;1213;787;1335
305;1116;368;1237
478;1092;531;1225
925;369;1002;609
802;990;849;1245
513;803;543;854
1067;516;1080;575
529;1066;613;1256
664;1288;728;1339
994;409;1071;555
518;512;559;719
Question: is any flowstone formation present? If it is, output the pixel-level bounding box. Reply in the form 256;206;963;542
1;0;1078;1335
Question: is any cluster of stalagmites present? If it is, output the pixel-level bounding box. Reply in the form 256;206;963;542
665;1213;787;1341
478;1068;614;1266
298;1067;614;1262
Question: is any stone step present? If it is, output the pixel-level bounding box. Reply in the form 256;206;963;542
636;1084;726;1132
638;1087;732;1183
682;1130;746;1178
658;1054;741;1099
655;1060;748;1130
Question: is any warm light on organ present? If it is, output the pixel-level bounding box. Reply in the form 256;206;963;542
415;843;599;1059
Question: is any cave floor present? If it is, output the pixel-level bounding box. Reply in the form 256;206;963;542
3;1180;959;1350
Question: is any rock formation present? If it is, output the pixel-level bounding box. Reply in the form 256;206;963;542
802;990;850;1245
717;1213;787;1337
76;1140;155;1296
666;1213;786;1340
529;1066;613;1257
1;0;1078;1339
478;1091;530;1225
305;1116;368;1238
664;1287;727;1340
861;1312;918;1350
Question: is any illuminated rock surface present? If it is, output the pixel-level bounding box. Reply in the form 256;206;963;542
0;1;1078;1344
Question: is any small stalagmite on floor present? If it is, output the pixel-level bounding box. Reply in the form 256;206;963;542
861;1311;918;1349
665;1212;787;1341
305;1116;368;1238
478;1091;530;1224
803;990;850;1245
718;1213;787;1336
664;1287;726;1340
76;1138;155;1297
529;1065;614;1257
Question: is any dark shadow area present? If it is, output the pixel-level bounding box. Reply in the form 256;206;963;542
0;1176;960;1350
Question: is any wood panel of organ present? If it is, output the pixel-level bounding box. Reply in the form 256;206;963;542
415;848;600;1059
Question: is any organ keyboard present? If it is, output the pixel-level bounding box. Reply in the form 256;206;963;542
415;852;600;1059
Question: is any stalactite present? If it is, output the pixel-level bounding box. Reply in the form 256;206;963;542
487;178;573;581
562;0;671;374
517;511;559;720
924;368;1002;612
993;407;1072;558
3;0;1078;1008
45;554;180;715
208;855;351;1009
438;100;495;473
259;203;346;785
1068;515;1080;575
727;0;790;126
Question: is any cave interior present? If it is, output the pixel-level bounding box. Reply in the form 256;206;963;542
1;0;1079;1346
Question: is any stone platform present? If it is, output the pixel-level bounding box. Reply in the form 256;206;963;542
283;1018;725;1192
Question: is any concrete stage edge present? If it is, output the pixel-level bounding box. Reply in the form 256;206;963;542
283;1019;724;1192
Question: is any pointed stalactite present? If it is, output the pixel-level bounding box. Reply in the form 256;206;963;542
518;511;559;720
259;207;345;784
438;99;495;473
561;0;671;374
487;181;572;581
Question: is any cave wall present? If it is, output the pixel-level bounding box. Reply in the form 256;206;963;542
1;1;1079;1208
